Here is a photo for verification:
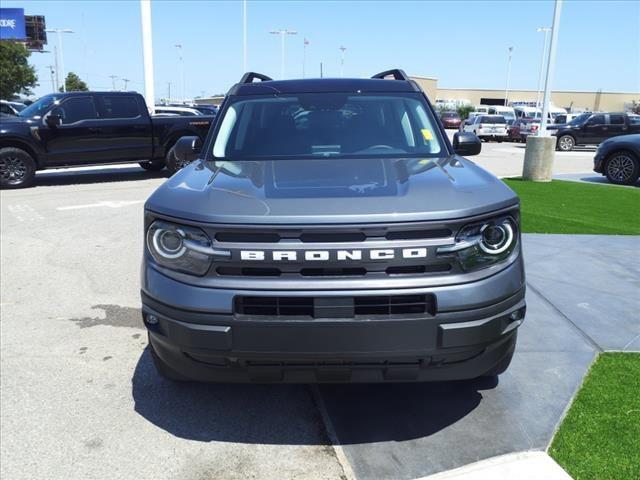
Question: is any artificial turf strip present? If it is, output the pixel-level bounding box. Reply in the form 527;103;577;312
502;179;640;235
549;353;640;480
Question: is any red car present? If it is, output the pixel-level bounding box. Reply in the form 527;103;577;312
440;111;462;129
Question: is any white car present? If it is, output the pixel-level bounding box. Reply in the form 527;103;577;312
153;106;203;117
464;115;508;141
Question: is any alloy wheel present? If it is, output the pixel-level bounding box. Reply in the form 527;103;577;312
606;154;635;182
558;136;574;151
0;156;27;183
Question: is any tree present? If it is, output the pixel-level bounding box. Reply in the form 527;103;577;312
0;41;38;99
457;104;476;120
60;72;89;92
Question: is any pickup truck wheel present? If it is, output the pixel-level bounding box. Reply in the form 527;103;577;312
605;151;640;185
149;336;189;382
165;145;194;175
0;147;36;189
557;135;575;151
139;160;166;171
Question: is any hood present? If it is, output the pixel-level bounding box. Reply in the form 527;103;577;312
0;115;36;129
145;156;518;225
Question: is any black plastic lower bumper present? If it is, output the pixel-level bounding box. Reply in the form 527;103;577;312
141;288;525;383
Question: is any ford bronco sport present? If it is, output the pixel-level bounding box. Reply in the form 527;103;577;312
141;69;526;383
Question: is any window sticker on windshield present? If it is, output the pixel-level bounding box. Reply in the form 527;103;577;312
421;129;433;141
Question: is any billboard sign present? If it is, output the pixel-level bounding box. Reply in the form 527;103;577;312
0;8;27;40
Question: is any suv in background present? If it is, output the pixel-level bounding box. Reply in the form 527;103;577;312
464;115;508;141
549;112;640;151
141;69;525;384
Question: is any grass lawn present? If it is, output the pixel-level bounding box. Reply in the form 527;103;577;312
549;353;640;480
503;179;640;235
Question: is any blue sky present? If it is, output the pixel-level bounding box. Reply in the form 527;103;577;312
6;0;640;99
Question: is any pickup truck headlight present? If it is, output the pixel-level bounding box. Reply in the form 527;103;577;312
146;220;216;275
437;216;518;271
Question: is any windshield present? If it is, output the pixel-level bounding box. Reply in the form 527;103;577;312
18;95;60;118
211;93;445;159
568;113;591;125
480;116;506;124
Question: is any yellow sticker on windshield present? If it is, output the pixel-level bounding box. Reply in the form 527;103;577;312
421;129;433;141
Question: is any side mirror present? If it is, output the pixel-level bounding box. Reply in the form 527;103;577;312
173;136;202;163
452;131;481;156
45;114;62;128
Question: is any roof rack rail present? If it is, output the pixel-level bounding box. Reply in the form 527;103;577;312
371;69;410;81
239;72;273;84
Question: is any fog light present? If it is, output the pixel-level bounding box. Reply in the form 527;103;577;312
509;308;525;321
146;314;159;325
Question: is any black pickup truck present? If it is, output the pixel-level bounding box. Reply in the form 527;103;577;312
0;91;215;188
548;112;640;151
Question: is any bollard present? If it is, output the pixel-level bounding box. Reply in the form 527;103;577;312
522;135;557;182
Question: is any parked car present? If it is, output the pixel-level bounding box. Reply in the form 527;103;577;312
463;115;508;141
141;69;525;383
593;134;640;185
0;100;27;116
553;113;583;125
519;119;541;140
548;112;640;151
488;106;516;125
507;118;531;142
439;111;461;129
0;91;215;188
154;105;204;116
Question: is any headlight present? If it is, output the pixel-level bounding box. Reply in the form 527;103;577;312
437;216;518;271
146;220;221;276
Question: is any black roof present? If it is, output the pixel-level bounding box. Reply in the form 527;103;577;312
228;72;422;96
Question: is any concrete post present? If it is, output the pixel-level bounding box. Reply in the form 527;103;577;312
522;136;556;181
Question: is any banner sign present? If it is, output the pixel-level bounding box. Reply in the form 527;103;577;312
0;8;27;40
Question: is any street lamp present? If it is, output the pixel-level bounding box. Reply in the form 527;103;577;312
536;27;552;111
504;46;513;107
270;29;297;79
339;46;347;77
175;44;185;102
46;28;73;92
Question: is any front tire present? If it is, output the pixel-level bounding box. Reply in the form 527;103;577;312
139;160;166;171
557;135;575;152
0;147;37;189
605;151;640;185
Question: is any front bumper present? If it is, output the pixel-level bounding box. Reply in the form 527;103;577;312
594;149;605;173
141;259;526;383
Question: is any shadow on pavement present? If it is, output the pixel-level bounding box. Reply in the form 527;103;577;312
34;166;170;187
132;348;492;445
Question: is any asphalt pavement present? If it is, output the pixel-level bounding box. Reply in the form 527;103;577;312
1;144;638;480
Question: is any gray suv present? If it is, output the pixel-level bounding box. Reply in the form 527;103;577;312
141;69;526;383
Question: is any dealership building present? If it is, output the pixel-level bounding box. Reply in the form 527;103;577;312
411;76;638;113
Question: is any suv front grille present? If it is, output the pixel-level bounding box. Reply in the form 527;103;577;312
234;294;436;319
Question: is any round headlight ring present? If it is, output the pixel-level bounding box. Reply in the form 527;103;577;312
479;221;514;255
152;228;186;259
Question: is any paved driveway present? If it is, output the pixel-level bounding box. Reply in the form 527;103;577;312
1;168;637;480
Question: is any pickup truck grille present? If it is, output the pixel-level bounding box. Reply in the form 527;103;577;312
234;294;436;319
204;223;458;279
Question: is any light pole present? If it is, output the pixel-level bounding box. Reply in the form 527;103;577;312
535;27;552;111
122;78;130;90
303;38;309;78
339;46;347;77
175;44;185;102
46;28;73;92
109;75;118;91
46;65;56;92
270;29;297;79
243;0;247;72
504;46;513;106
539;1;562;135
140;0;155;113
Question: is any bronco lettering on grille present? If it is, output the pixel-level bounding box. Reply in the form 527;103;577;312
239;248;428;262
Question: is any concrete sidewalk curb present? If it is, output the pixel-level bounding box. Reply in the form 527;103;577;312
417;451;573;480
